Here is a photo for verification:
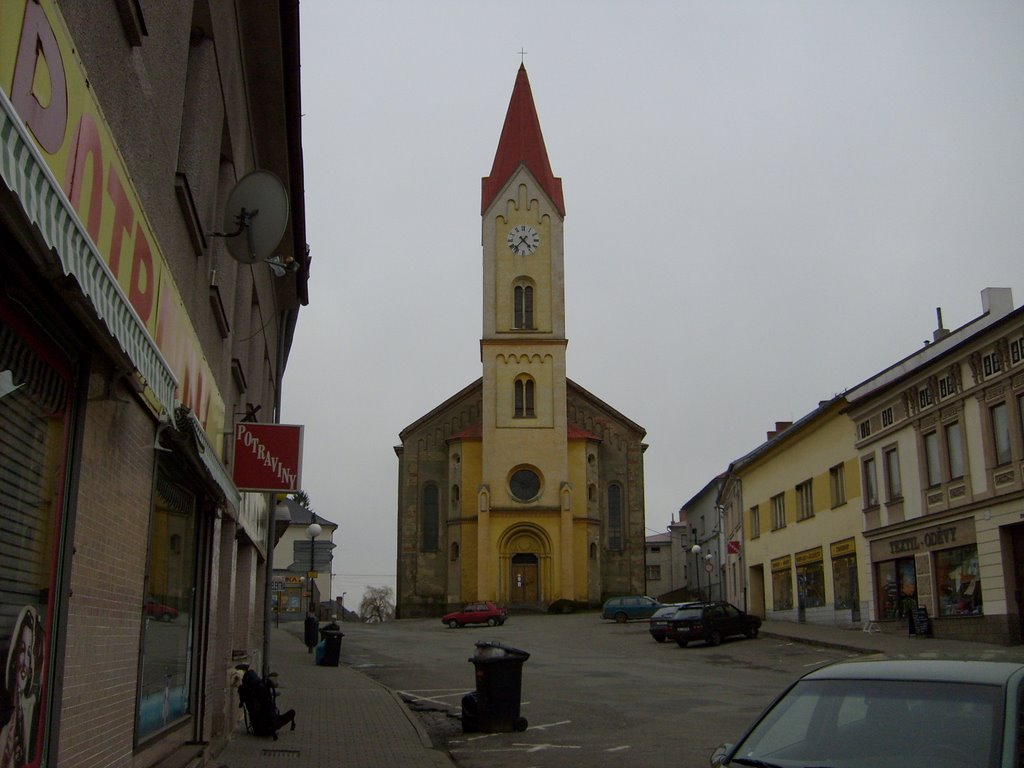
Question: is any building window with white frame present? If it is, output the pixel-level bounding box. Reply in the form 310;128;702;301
992;402;1011;466
862;456;878;508
796;480;813;520
829;463;846;507
750;505;760;539
771;493;785;530
884;446;902;501
924;431;941;488
946;421;965;480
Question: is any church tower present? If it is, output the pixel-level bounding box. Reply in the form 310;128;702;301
477;64;572;603
395;66;647;617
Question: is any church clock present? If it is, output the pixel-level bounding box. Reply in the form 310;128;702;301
507;224;540;256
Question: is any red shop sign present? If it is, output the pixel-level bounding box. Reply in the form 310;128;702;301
232;423;304;492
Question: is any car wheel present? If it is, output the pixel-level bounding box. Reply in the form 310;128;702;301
614;612;628;623
707;630;722;646
487;617;497;626
448;620;459;629
675;639;688;648
745;626;759;639
515;716;528;732
654;635;666;643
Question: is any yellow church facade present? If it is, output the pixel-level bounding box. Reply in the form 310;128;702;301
395;67;647;617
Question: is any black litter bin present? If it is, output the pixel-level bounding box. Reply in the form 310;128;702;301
318;622;344;666
462;641;529;733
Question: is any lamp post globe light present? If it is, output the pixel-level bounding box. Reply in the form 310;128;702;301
306;519;321;614
691;544;702;603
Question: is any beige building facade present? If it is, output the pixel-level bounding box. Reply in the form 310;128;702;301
847;288;1024;643
395;67;646;617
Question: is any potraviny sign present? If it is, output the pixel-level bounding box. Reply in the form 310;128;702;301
233;423;304;492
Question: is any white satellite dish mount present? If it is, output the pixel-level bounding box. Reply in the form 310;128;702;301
212;170;290;266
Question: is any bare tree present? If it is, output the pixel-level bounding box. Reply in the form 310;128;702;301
359;586;395;623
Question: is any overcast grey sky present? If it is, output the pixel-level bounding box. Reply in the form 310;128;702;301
282;1;1024;582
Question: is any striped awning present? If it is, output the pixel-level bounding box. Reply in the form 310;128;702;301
0;89;177;416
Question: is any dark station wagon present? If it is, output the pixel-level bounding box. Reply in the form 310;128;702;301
669;601;760;647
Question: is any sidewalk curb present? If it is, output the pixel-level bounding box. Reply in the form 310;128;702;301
761;630;873;656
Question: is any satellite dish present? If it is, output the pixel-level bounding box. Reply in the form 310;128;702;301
221;170;289;264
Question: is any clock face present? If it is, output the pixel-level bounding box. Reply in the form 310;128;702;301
509;468;541;501
507;224;540;256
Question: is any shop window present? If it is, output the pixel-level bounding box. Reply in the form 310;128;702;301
421;484;439;551
796;558;825;609
936;545;982;617
877;558;917;620
0;312;73;765
832;553;859;611
137;464;198;742
772;565;794;611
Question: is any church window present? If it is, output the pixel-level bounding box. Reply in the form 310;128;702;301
421;484;439;551
514;376;535;418
452;484;460;505
608;483;624;551
450;542;460;561
590;543;597;560
513;282;534;329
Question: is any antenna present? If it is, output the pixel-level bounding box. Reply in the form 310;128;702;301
212;170;290;264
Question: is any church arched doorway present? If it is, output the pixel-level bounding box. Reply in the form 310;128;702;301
510;553;539;604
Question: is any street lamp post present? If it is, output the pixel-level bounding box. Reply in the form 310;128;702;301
691;544;702;602
306;517;322;615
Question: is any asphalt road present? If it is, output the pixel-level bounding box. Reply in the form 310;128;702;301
336;611;861;767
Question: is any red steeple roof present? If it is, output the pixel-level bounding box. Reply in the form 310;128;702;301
482;65;565;217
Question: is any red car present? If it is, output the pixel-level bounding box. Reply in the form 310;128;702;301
145;599;179;621
441;601;507;628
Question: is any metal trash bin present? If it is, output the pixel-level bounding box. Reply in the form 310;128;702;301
462;641;529;733
318;622;344;667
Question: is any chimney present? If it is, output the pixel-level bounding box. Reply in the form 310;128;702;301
981;287;1013;317
933;307;950;342
766;421;793;440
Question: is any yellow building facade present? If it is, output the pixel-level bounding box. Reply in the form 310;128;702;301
395;66;647;617
727;400;868;625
